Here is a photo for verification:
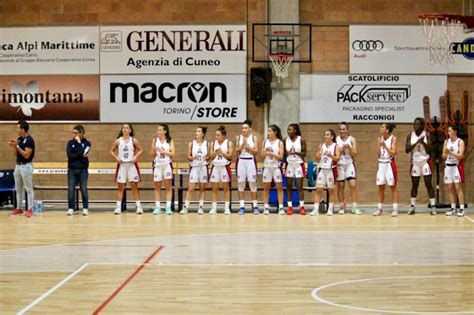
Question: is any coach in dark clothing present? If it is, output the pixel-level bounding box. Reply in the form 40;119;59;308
66;125;91;216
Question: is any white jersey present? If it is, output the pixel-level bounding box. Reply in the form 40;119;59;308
446;138;462;165
154;138;171;166
190;140;208;167
285;136;304;164
212;139;230;166
118;136;135;163
320;142;337;169
336;135;354;165
379;135;395;163
238;134;256;158
410;131;429;164
263;139;281;168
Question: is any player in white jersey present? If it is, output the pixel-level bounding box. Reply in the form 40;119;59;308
284;124;307;215
209;126;234;215
261;125;285;215
374;123;399;217
180;127;210;215
336;122;362;215
442;126;466;217
405;118;436;215
110;123;144;215
151;124;175;215
311;129;340;216
235;120;260;215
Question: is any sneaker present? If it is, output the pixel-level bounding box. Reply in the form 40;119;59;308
82;209;89;216
179;208;188;215
25;209;33;218
310;209;319;216
327;209;333;216
114;207;122;215
136;206;144;215
9;209;23;216
197;208;204;215
372;209;382;216
253;207;260;215
445;209;456;216
299;207;306;215
350;207;362;215
67;209;74;216
408;205;415;215
263;208;269;215
287;206;294;215
457;210;465;217
209;208;217;215
224;208;231;215
165;207;173;215
238;207;245;215
431;207;437;215
152;207;161;215
391;210;398;217
338;209;345;215
278;208;286;215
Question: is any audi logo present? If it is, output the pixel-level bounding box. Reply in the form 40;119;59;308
352;40;384;51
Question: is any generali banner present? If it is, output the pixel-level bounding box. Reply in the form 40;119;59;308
0;76;99;121
0;26;99;75
100;74;246;123
350;25;474;74
300;74;447;123
100;25;247;74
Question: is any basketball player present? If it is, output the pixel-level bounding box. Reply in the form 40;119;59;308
336;122;362;215
261;125;285;215
209;126;234;215
110;123;143;215
235;120;260;215
151;124;175;215
374;123;399;217
443;126;465;217
285;123;307;215
311;129;341;216
406;117;436;215
180;127;210;215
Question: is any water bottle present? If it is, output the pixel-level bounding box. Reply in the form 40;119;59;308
32;201;39;214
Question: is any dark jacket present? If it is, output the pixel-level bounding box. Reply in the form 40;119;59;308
67;138;91;169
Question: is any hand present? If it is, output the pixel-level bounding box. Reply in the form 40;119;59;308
116;157;121;163
133;157;138;163
192;154;198;160
75;135;81;143
417;137;424;144
8;139;17;147
215;148;221;154
379;140;385;147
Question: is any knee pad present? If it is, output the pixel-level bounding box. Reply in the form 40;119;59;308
238;181;246;192
249;181;257;192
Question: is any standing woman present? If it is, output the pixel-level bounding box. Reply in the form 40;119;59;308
285;123;307;215
110;123;143;215
209;126;234;215
443;125;466;217
311;129;340;216
235;120;260;215
151;124;175;215
406;117;436;215
336;122;362;215
261;125;285;215
374;123;399;217
180;127;210;215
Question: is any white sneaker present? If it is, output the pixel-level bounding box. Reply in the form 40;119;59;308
197;208;204;215
180;208;188;215
209;208;217;215
263;208;270;215
224;208;230;215
310;209;319;216
391;210;398;217
457;210;465;217
327;209;333;216
278;208;285;215
82;209;89;216
338;209;345;215
114;207;121;215
445;209;456;216
136;206;143;215
67;209;74;216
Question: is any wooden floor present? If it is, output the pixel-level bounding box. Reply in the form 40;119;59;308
0;209;473;314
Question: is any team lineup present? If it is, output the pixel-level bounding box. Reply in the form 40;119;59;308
9;119;465;217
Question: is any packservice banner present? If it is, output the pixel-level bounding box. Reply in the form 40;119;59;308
300;74;447;123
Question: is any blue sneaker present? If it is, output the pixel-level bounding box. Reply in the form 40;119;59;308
238;207;245;215
253;207;260;215
165;207;173;215
153;207;161;215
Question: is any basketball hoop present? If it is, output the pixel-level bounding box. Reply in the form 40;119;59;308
419;14;462;65
269;54;293;82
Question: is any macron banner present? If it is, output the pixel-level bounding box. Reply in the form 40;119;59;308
100;74;246;123
0;26;99;75
100;25;247;74
350;25;474;74
300;74;447;123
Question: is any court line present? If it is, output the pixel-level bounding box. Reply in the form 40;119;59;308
90;262;474;267
1;243;160;247
310;275;473;314
92;245;164;315
17;263;89;315
464;215;474;223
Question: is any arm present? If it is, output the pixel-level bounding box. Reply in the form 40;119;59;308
110;139;121;163
248;136;259;156
382;136;397;157
298;138;307;158
347;137;358;157
187;142;194;161
132;138;143;162
223;141;234;160
150;139;157;158
276;141;285;161
315;144;323;161
405;133;414;153
442;140;449;160
166;140;176;159
235;136;244;154
330;145;341;163
260;141;267;159
16;146;33;159
206;142;211;161
448;139;465;160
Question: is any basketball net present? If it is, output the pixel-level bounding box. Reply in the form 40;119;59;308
270;54;293;82
419;14;462;65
